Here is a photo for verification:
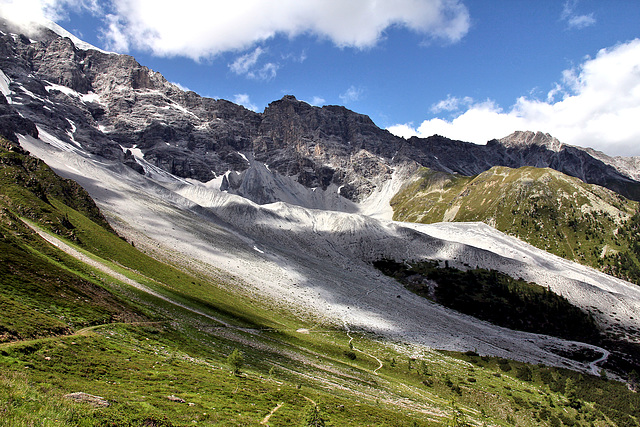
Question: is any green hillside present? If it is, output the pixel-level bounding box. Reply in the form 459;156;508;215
2;137;640;426
391;166;640;284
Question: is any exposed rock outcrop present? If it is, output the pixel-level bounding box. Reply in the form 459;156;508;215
64;392;110;407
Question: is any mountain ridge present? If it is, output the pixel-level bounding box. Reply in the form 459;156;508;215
0;20;639;210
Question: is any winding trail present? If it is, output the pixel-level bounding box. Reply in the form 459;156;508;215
0;322;164;349
300;394;316;405
23;220;614;381
344;321;384;374
24;220;232;328
589;348;610;376
260;402;284;425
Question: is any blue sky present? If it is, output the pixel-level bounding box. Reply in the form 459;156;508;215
2;0;640;156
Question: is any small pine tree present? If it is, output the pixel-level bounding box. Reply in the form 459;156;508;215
420;360;430;376
448;399;468;427
300;404;325;427
515;365;532;382
564;377;580;408
629;369;639;389
227;349;244;376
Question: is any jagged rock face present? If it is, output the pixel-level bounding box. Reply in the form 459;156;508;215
0;22;639;206
0;92;38;142
255;96;397;197
498;130;562;152
0;24;402;203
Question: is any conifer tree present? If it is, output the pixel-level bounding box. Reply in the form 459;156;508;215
227;349;244;376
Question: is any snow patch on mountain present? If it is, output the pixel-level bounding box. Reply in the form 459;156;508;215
36;126;78;152
44;82;103;105
35;18;112;54
0;69;12;101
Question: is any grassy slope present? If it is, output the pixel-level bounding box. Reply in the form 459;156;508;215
391;166;640;284
0;140;149;342
1;138;640;426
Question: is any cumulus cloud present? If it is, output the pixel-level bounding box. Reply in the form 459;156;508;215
389;99;523;144
4;0;470;59
388;39;640;156
339;86;363;104
0;0;58;31
232;94;258;112
561;0;596;30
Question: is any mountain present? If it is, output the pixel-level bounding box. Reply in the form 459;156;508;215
4;13;640;367
2;19;640;426
0;19;639;212
391;165;640;283
9;123;640;425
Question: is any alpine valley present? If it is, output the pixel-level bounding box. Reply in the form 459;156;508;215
1;18;640;426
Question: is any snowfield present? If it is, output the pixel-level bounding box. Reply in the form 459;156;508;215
20;134;640;374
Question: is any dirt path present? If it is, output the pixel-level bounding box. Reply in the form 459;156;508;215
0;322;164;350
344;321;384;374
24;220;232;328
589;348;610;376
260;402;284;425
300;394;316;405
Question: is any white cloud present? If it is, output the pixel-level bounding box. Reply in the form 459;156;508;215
229;47;278;81
310;96;326;106
339;86;363;104
102;13;129;52
253;63;278;81
386;123;418;139
430;94;473;113
566;14;596;30
6;0;470;59
390;100;524;144
232;93;258;112
0;0;56;30
561;0;596;30
230;48;264;75
0;0;102;32
389;39;640;157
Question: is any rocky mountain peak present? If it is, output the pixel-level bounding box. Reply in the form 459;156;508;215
498;131;563;152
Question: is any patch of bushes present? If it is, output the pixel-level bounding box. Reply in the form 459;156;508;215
373;259;601;344
344;350;357;360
